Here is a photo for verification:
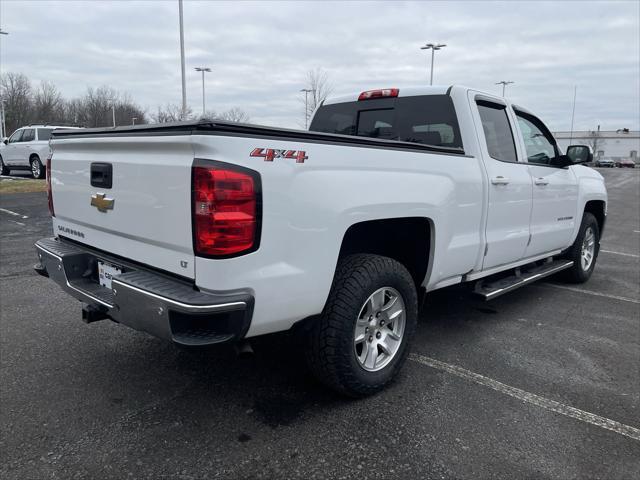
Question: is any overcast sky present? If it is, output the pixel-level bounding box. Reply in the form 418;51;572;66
1;0;638;130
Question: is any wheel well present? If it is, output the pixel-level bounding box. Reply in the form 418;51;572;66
584;200;605;234
29;154;40;162
338;217;431;288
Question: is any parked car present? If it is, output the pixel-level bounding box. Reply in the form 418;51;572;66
0;125;82;178
594;158;615;168
34;85;606;396
615;158;636;168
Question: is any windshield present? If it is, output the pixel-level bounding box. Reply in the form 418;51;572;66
309;94;463;149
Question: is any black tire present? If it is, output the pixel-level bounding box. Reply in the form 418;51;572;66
30;156;45;179
305;254;418;397
560;212;600;283
0;155;8;176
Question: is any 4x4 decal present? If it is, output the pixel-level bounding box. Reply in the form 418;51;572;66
250;148;308;164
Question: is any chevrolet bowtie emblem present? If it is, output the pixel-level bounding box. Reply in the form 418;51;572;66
90;193;115;212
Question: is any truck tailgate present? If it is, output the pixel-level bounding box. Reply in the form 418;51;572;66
50;136;195;278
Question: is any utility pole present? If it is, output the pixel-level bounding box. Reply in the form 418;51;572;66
112;105;116;127
300;88;312;129
420;43;446;85
495;81;514;97
178;0;187;119
195;67;211;117
569;85;577;144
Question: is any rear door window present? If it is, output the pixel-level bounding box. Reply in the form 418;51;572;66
310;94;463;149
20;129;35;142
476;101;517;162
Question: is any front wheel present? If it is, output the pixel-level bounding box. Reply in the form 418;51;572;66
305;254;418;397
560;212;600;283
30;156;45;179
0;155;8;176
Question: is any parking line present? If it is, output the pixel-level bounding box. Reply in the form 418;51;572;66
0;207;28;219
540;283;639;304
601;249;639;258
409;353;640;442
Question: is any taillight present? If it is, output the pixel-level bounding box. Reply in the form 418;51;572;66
192;162;260;257
46;156;55;217
358;88;399;101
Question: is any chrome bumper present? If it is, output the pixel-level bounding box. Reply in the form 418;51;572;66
34;237;253;346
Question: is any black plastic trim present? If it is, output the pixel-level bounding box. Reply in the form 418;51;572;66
50;119;468;157
191;158;263;260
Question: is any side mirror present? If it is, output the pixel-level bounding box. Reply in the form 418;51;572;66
2;137;7;145
566;145;593;165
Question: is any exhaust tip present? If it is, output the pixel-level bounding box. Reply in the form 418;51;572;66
234;340;254;359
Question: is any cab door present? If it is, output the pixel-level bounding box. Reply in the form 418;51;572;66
469;94;533;270
4;129;23;164
513;110;579;256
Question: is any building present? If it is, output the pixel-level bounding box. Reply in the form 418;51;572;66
553;129;639;164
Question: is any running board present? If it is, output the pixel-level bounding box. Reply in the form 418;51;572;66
474;260;574;301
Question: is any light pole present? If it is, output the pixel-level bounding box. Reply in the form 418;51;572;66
300;88;312;129
132;117;138;126
420;43;446;85
0;29;8;138
178;0;187;119
195;67;211;117
496;81;514;97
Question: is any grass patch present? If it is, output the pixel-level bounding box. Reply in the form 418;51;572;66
0;179;47;194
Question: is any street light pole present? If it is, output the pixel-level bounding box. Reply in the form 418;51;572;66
420;43;446;85
178;0;187;118
495;80;514;97
0;29;8;138
132;117;138;126
300;88;312;129
195;67;211;117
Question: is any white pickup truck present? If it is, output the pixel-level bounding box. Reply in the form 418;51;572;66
34;85;607;396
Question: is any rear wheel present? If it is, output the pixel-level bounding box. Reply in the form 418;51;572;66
305;254;418;397
560;212;600;283
30;156;44;179
0;155;8;176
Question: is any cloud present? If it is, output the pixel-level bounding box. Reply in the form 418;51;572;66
1;0;638;130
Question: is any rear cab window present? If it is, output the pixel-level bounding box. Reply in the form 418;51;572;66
309;94;463;150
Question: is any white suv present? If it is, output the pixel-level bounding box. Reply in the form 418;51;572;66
0;125;82;178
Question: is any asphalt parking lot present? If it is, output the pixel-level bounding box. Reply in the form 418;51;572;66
1;168;639;479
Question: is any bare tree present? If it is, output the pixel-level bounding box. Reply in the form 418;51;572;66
217;108;250;123
586;125;606;159
301;68;333;127
152;103;193;123
1;72;33;135
32;81;65;124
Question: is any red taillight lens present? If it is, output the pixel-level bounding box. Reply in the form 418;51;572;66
46;156;55;217
358;88;399;101
192;163;259;257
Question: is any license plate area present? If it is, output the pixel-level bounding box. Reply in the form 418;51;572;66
98;261;122;289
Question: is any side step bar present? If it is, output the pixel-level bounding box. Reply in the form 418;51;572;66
474;259;574;301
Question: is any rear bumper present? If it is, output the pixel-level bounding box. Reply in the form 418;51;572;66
34;237;253;346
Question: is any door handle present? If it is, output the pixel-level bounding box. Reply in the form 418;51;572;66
534;177;549;186
491;176;509;185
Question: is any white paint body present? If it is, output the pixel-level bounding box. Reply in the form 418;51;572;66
48;86;607;338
